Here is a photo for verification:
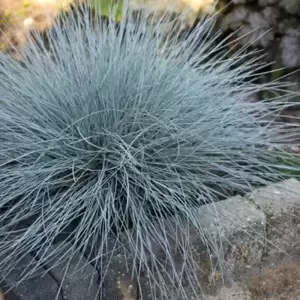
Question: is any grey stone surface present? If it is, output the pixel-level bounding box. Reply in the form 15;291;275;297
100;253;137;300
3;180;300;300
247;179;300;258
1;254;60;300
137;196;266;299
205;285;251;300
42;245;100;300
93;237;138;300
0;283;19;300
195;196;266;280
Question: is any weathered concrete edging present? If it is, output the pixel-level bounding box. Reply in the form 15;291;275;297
2;179;300;300
103;178;300;299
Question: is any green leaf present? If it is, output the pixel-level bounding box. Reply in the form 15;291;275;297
88;0;123;21
271;150;300;177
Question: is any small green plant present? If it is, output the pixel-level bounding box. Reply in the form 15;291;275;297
88;0;123;21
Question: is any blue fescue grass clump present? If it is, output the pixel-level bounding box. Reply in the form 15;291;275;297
1;1;300;299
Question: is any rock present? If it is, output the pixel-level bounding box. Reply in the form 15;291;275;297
137;196;266;299
38;245;100;300
206;285;251;300
89;237;138;300
279;0;300;15
247;262;300;300
222;6;250;31
258;0;277;6
248;11;271;29
0;254;60;300
197;196;266;279
100;251;138;300
2;180;299;299
280;27;300;68
278;18;299;34
261;6;279;26
0;285;17;300
247;179;300;259
236;26;274;48
222;7;277;48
